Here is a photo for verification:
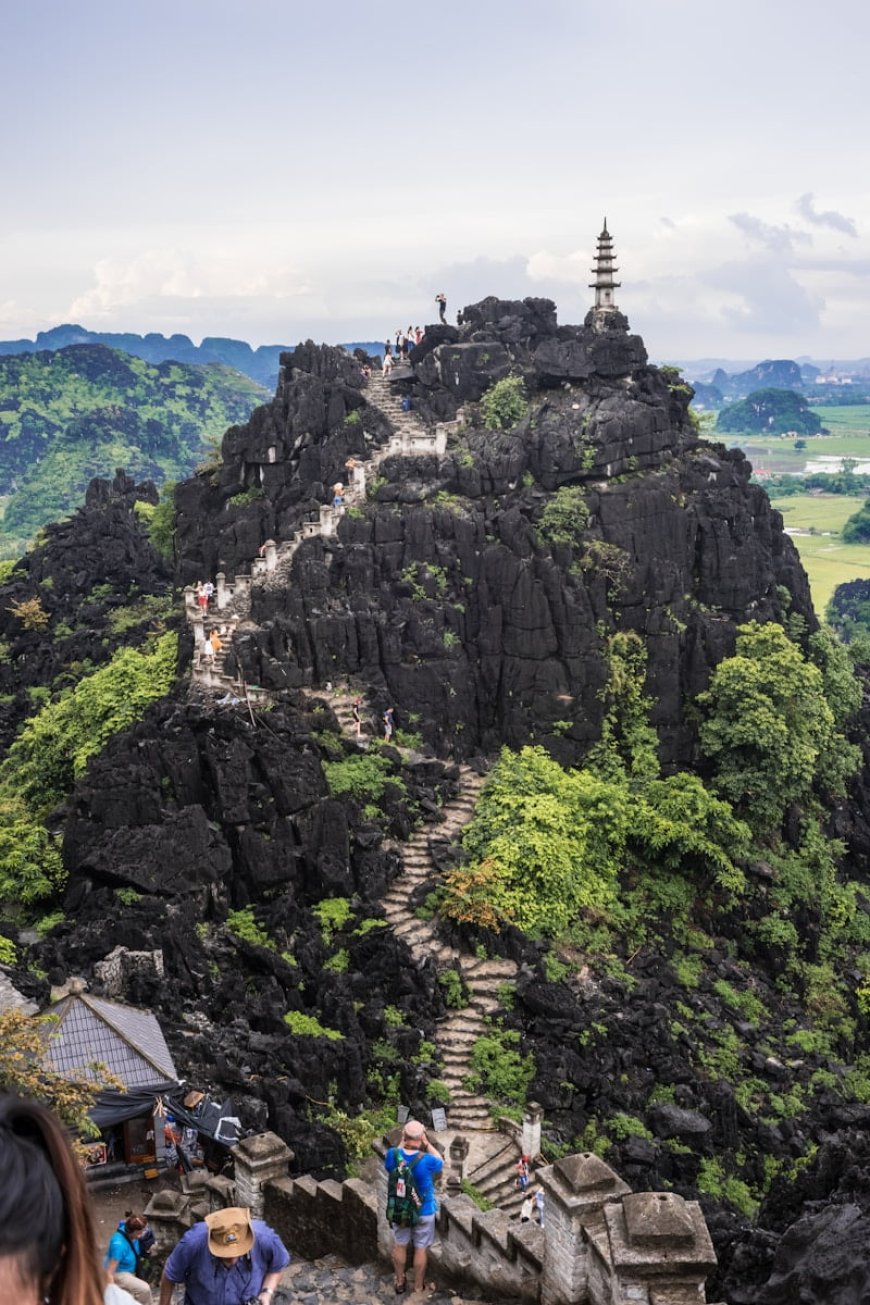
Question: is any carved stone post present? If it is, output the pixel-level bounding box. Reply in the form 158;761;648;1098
603;1190;717;1305
320;505;336;536
183;586;198;616
215;573;229;610
538;1152;630;1305
522;1101;544;1161
143;1189;192;1252
231;1132;294;1219
449;1133;470;1180
263;540;277;572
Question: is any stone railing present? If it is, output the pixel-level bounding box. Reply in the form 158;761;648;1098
145;1129;725;1305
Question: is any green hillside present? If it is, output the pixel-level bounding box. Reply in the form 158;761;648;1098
0;344;268;557
716;387;826;436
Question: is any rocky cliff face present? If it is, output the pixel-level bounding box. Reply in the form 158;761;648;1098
0;469;173;750
175;297;812;772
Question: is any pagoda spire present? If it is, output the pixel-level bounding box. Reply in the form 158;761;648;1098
589;218;621;319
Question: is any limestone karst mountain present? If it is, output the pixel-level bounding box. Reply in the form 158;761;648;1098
4;264;870;1302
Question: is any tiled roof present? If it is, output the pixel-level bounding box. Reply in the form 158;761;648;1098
44;993;178;1088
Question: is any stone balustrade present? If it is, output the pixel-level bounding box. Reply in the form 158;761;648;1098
144;1130;724;1304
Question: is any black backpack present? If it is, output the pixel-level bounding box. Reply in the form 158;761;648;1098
386;1148;424;1227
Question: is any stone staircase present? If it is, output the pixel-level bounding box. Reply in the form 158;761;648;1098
184;364;453;698
183;361;532;1212
376;765;533;1215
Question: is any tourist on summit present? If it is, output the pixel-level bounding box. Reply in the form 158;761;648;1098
384;1120;443;1295
158;1206;289;1305
516;1155;530;1192
436;292;447;324
196;581;209;613
414;326;423;345
0;1093;106;1305
104;1215;153;1305
202;579;214;607
383;352;394;379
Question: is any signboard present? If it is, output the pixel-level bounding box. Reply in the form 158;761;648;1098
84;1141;108;1168
397;1104;410;1124
431;1107;447;1133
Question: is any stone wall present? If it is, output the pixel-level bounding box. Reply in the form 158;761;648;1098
146;1131;726;1304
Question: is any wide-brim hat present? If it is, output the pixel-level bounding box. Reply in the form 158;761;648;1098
205;1207;254;1257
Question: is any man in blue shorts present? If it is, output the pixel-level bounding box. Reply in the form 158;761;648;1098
384;1119;443;1294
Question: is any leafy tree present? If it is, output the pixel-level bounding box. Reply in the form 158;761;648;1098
0;1008;120;1142
452;746;630;936
6;596;50;631
698;622;861;832
841;498;870;544
479;375;527;431
586;631;659;783
538;486;590;549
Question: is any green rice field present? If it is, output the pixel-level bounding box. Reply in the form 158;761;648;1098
769;493;870;615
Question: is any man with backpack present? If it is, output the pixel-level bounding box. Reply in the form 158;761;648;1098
384;1119;443;1295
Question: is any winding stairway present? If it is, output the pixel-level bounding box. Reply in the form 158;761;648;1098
183;365;532;1212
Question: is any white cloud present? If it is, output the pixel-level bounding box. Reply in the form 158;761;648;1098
68;249;312;320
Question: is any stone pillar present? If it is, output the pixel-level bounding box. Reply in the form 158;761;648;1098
603;1190;717;1305
433;428;447;457
538;1152;630;1305
183;586;198;616
143;1189;192;1252
267;445;277;464
263;539;277;572
231;1132;294;1219
192;618;205;649
522;1101;544;1161
252;556;267;578
449;1134;470;1182
215;573;229;610
320;505;336;537
351;463;366;497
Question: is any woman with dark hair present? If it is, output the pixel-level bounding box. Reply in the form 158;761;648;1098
0;1093;104;1305
104;1214;153;1304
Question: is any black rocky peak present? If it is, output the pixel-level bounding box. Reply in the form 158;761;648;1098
170;295;812;776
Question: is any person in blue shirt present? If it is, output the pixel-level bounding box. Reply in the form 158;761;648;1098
384;1119;444;1295
104;1214;152;1304
158;1207;289;1305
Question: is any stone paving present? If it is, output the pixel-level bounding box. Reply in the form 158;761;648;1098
276;1253;517;1304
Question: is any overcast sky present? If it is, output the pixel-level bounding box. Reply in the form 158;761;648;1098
2;0;868;361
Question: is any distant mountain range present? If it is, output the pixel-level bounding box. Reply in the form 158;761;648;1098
0;325;384;389
0;344;268;558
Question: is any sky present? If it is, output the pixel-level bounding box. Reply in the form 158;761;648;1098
3;0;869;362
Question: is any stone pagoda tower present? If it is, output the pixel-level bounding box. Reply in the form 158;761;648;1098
589;219;621;329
